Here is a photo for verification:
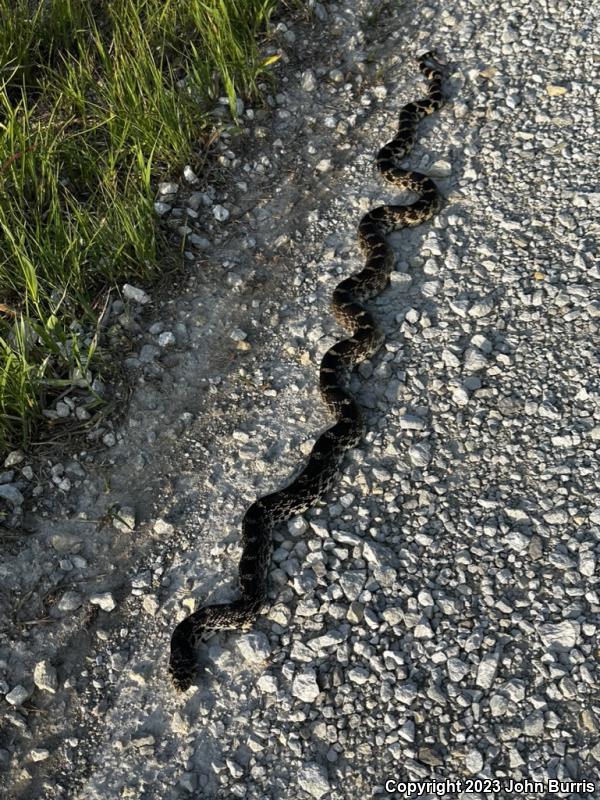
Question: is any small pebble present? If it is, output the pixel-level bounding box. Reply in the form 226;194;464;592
122;284;151;305
212;205;230;222
6;686;30;706
237;633;271;663
33;661;58;694
90;592;116;612
292;670;320;703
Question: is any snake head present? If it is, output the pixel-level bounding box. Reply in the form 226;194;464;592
169;653;195;692
169;665;194;693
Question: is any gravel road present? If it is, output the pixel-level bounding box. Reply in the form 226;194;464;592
1;0;599;798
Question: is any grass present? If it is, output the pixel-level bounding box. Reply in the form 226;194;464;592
0;0;282;452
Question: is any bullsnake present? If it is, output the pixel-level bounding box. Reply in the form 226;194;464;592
169;51;445;691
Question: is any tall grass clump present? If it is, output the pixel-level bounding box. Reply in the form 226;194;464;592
0;0;280;452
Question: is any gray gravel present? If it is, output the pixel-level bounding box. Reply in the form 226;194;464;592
1;0;599;798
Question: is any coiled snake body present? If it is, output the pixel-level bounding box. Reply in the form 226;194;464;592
169;52;445;691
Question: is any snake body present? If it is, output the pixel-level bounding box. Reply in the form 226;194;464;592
169;52;444;691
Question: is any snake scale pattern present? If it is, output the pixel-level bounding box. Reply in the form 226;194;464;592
169;51;445;691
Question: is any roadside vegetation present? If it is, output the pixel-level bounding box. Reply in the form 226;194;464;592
0;0;282;451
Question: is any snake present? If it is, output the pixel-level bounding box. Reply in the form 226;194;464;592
169;51;445;691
